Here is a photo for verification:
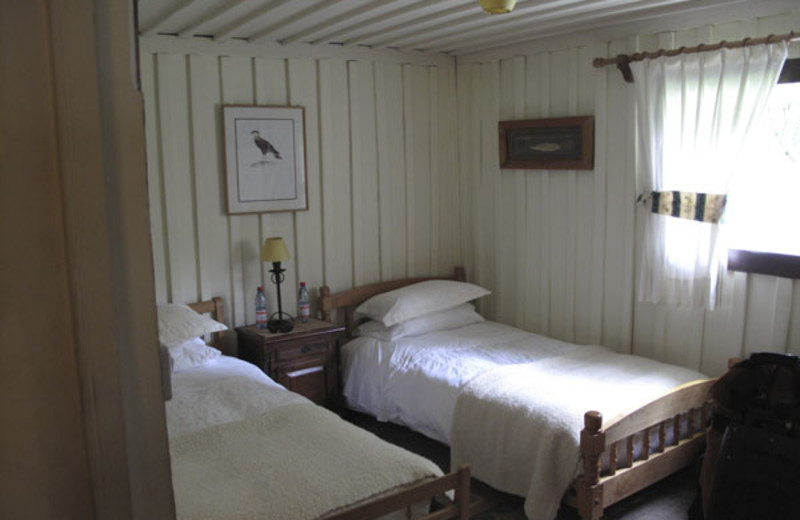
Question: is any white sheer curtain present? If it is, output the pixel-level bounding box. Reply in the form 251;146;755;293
632;42;787;310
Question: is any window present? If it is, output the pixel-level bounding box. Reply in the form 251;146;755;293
726;58;800;278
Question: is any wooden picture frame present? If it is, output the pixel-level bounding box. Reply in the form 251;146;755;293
223;105;308;214
499;116;594;170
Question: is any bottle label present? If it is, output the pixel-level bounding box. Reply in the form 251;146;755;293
256;309;267;327
298;303;310;322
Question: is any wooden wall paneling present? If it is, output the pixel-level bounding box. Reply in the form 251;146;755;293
141;54;169;305
574;43;605;345
404;64;433;277
375;62;407;281
456;63;480;286
221;56;260;326
601;37;637;352
254;57;298;317
348;60;381;286
435;64;461;276
564;47;580;342
544;49;575;341
548;50;569;337
288;59;325;309
157;53;200;305
320;58;354;293
743;275;794;355
701;272;749;375
524;52;551;335
586;42;608;346
494;57;520;325
511;56;528;327
477;61;500;318
189;54;234;331
429;67;441;276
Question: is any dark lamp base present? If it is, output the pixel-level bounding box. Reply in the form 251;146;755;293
267;312;295;333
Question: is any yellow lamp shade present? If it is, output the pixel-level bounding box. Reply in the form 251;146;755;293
478;0;517;14
261;237;290;262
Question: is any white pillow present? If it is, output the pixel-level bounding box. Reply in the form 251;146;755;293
167;337;221;372
355;303;484;341
354;280;490;327
157;303;228;347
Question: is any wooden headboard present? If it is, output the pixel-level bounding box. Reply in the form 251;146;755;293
187;296;227;349
319;267;466;331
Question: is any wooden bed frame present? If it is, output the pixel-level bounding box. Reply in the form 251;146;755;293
184;297;471;520
320;268;714;520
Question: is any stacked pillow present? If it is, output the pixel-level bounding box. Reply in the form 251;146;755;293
354;280;489;340
157;303;228;371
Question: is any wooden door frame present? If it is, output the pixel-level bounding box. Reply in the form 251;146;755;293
49;1;175;518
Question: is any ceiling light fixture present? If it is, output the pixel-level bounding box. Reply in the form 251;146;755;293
478;0;517;14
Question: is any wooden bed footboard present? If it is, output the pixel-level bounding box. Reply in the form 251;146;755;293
565;378;715;520
323;465;471;520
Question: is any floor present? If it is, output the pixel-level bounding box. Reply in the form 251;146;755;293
345;411;700;520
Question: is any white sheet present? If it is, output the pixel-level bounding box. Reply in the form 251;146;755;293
341;321;708;520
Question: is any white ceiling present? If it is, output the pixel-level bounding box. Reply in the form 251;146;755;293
137;0;791;56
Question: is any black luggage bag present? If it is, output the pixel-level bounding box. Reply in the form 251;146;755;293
701;352;800;520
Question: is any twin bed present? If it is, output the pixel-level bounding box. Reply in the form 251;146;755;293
320;268;714;520
162;266;712;520
162;297;470;520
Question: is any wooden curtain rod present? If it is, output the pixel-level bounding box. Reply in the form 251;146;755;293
593;31;799;83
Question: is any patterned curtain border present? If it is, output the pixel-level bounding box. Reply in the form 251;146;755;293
643;191;727;223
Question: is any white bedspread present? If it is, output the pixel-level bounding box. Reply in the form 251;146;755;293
170;402;442;520
167;355;304;437
167;356;442;520
342;321;708;520
451;344;705;520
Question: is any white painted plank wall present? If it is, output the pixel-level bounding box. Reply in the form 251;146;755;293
458;12;800;376
142;11;798;371
141;48;461;348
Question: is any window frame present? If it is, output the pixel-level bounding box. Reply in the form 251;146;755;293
727;57;800;279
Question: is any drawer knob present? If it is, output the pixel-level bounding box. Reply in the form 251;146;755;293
301;345;311;354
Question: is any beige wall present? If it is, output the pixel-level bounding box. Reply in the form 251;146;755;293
1;1;173;518
139;38;464;346
457;11;800;376
0;2;94;515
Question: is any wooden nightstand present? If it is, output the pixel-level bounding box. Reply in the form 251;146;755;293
236;318;345;409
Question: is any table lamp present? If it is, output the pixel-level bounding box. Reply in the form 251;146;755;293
261;237;294;333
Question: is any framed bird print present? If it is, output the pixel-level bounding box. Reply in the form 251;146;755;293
223;105;308;214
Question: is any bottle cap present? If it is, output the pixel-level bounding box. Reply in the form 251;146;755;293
300;282;306;287
257;286;263;291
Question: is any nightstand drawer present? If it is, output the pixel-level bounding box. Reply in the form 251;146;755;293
275;338;331;362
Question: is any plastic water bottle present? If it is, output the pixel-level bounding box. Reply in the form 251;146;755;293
298;282;310;323
255;286;268;328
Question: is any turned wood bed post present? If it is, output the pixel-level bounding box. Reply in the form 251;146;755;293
577;411;605;520
320;286;332;322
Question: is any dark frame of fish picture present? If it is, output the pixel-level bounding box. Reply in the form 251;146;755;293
498;116;594;170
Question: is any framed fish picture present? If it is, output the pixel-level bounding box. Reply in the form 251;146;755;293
498;116;594;170
223;105;308;214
